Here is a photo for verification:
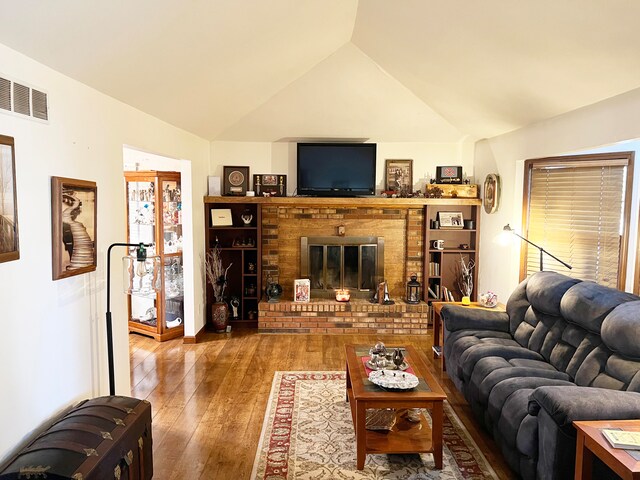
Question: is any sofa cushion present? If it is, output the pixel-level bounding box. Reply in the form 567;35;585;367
560;281;639;333
601;300;640;360
469;358;572;411
524;272;581;317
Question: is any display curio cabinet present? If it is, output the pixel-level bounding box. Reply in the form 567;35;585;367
125;171;184;341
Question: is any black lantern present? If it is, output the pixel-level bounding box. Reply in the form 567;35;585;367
406;273;421;304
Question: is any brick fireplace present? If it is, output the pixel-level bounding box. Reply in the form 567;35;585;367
259;200;428;334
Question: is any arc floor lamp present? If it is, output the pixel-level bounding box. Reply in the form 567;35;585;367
106;242;160;395
503;224;572;272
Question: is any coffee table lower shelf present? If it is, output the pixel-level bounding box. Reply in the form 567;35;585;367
346;385;442;469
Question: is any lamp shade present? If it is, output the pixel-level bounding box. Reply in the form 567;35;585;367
122;254;161;295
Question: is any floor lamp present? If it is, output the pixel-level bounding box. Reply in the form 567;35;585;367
106;242;160;395
503;224;572;271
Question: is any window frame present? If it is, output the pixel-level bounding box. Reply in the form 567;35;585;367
520;152;634;289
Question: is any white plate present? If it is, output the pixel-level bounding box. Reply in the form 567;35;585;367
368;370;419;390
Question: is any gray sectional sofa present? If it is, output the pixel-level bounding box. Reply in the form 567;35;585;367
441;271;640;479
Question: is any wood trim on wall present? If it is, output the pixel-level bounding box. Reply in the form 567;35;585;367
183;324;208;344
521;152;634;290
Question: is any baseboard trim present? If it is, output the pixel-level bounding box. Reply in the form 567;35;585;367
183;324;207;344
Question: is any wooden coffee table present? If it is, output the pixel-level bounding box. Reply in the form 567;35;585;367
345;344;447;470
574;420;640;479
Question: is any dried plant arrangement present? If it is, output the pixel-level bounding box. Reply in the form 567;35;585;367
457;254;475;298
205;245;232;303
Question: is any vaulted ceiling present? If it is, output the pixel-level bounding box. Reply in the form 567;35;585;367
1;0;640;142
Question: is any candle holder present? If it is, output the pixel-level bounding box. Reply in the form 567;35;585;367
335;289;351;302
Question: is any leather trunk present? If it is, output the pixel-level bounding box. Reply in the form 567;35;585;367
0;396;152;480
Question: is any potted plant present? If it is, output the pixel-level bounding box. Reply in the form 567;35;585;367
205;245;233;332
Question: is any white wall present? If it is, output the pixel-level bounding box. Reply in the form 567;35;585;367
210;138;476;195
475;87;640;301
0;44;209;462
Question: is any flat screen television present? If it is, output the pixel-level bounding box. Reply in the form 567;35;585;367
297;143;376;197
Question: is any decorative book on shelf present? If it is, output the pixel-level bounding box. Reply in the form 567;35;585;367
366;408;396;431
601;429;640;450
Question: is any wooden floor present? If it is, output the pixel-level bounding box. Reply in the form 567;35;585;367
129;329;516;479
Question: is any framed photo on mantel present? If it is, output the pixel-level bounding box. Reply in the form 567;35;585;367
223;166;250;196
253;174;287;197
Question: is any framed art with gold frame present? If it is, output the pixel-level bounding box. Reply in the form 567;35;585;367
0;135;19;263
223;166;250;196
51;176;97;280
483;173;501;214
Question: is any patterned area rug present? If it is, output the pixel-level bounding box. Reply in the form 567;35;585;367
251;371;498;479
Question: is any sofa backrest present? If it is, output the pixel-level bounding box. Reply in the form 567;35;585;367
506;272;640;385
575;300;640;391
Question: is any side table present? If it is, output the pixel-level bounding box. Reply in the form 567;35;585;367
573;420;640;479
431;301;505;371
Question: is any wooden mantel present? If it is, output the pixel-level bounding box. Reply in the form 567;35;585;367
203;196;481;208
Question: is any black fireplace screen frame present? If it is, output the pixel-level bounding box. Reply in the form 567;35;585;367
300;236;384;298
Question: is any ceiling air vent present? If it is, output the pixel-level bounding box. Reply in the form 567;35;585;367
0;75;49;122
32;89;48;121
0;77;10;112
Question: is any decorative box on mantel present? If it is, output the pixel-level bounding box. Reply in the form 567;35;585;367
427;184;478;198
258;299;429;334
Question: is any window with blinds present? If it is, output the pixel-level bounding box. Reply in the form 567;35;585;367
521;152;634;289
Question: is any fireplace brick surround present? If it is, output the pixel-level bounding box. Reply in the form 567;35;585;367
258;299;429;334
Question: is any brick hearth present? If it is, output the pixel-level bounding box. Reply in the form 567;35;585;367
258;299;429;334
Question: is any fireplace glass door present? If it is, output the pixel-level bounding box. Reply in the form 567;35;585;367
302;237;384;297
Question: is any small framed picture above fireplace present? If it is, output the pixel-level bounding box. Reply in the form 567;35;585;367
294;279;310;303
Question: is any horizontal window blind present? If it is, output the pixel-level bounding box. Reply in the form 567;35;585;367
524;157;630;288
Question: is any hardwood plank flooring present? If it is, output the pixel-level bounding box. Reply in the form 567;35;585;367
129;330;516;479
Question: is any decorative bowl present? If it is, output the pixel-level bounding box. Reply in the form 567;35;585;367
368;370;419;390
479;291;498;308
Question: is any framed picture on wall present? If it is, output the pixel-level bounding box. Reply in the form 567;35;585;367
51;176;97;280
385;159;413;193
223;166;250;196
483;173;501;214
0;135;19;264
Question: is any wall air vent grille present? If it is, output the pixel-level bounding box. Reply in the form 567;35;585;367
13;82;30;116
0;75;48;122
0;77;10;111
32;89;48;120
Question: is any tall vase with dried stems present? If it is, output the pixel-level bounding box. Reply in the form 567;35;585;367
205;246;232;333
457;254;475;306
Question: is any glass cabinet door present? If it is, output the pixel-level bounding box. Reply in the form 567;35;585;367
128;181;156;251
161;178;182;254
126;171;184;341
127;180;157;327
164;256;184;330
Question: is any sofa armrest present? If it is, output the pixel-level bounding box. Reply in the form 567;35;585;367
441;304;509;333
528;385;640;427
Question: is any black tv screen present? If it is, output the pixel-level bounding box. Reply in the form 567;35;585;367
297;143;376;196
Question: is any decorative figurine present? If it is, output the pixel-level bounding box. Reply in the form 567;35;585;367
230;296;240;319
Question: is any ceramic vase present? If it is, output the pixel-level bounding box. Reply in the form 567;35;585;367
211;302;229;333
